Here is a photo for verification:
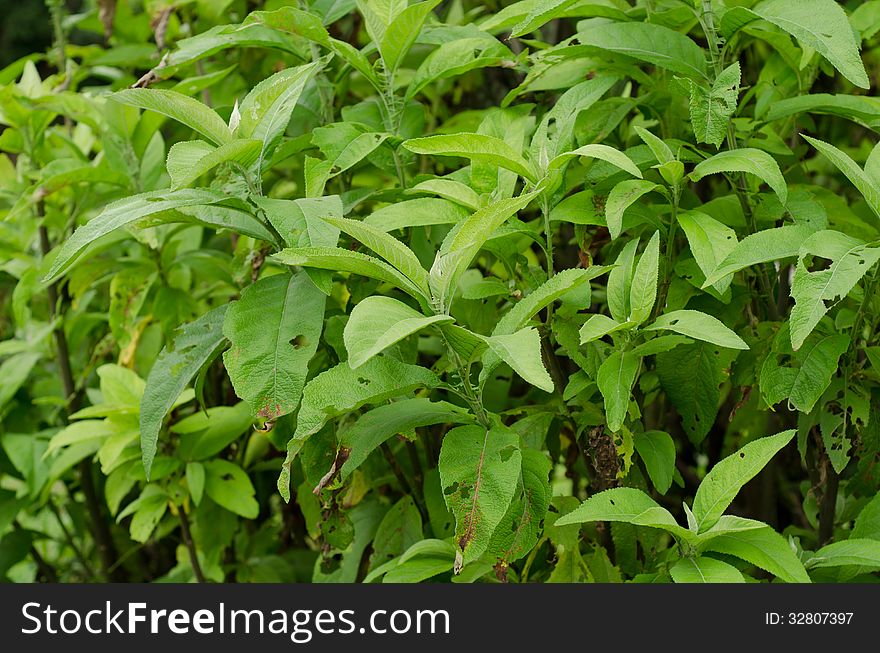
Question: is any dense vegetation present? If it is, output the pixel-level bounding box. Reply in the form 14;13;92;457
2;0;880;584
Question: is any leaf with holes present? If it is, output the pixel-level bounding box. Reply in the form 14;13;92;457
439;425;522;569
223;271;325;420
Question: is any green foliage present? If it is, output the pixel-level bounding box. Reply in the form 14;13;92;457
2;0;880;585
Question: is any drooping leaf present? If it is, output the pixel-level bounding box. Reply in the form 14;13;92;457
223;271;325;419
704;225;814;286
656;342;733;444
576;21;708;79
751;0;869;89
633;430;675;494
403;133;537;182
279;358;440;500
140;305;228;477
322;216;430;295
486;327;555;393
789;231;880;350
678;211;738;293
204;460;259;519
690;148;788;205
485;449;552;565
43;189;235;283
439;425;522;568
113;88;232;145
760;328;849;413
597;350;640;432
802;135;880;219
339;398;473;479
273;246;431;310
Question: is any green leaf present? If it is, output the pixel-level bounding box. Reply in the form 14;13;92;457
173;403;253;461
186;462;205;506
802;135;880;219
379;0;441;73
852;494;880;540
688;62;740;148
704;225;814;286
223;271;325;419
0;352;40;412
236;60;324;161
43;189;234;283
486;327;555;393
480;265;610;385
166;138;261;190
678;211;738;293
606;238;639;323
364;197;471;231
692;430;795;531
556;487;692;540
406;36;512;100
690;148;788;205
633;430;675;494
403;133;537;182
670;556;745;583
204;460;259;519
430;192;539;310
140;305;228;478
486;448;552;565
340;398;473;479
767;94;880;130
439;425;522;568
579;314;630;345
605;180;660;240
703;527;811;583
807;539;880;570
369;497;423;570
117;485;168;543
492;267;610;337
273;246;431;309
628;230;660;324
760;330;850;413
113;88;232;145
279;358;439;500
789;231;880;350
751;0;869;89
548;144;642;179
576;21;708;79
322;216;430;295
647;310;748;350
597;350;640;432
656;342;731;444
803;135;880;218
344;296;452;368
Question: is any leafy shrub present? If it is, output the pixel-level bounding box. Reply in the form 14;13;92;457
2;0;880;584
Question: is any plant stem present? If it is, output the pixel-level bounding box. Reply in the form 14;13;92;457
178;506;207;583
380;442;429;524
48;500;97;580
38;214;123;582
